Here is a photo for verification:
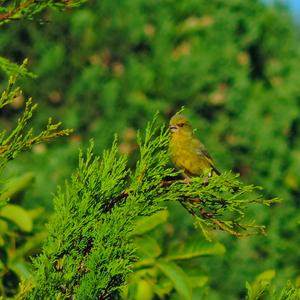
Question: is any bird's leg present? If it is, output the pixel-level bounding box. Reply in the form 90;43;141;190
183;177;192;184
202;170;213;186
182;173;192;184
202;176;209;186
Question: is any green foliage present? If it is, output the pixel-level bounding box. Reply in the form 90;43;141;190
168;172;278;240
0;79;73;172
0;2;83;297
1;0;300;298
246;271;300;300
124;210;223;300
25;120;170;299
0;58;36;79
0;211;46;298
277;282;300;300
24;118;274;299
0;82;71;297
246;270;276;300
0;0;87;25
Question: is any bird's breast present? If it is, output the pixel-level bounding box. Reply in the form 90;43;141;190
170;135;194;166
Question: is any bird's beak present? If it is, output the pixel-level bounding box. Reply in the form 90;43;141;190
169;125;178;133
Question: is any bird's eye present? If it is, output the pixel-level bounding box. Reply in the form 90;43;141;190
178;123;184;127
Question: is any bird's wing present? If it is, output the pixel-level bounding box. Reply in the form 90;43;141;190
193;138;221;175
192;138;212;162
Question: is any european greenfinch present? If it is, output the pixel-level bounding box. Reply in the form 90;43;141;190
169;114;220;179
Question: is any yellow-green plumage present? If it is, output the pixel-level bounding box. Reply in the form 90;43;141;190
169;115;220;178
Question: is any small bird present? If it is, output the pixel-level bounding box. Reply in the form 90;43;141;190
169;114;220;179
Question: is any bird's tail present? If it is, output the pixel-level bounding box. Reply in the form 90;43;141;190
210;164;221;176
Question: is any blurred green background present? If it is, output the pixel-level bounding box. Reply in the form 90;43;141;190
1;0;300;299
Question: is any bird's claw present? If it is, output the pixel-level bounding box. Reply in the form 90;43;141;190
202;177;209;186
183;177;191;184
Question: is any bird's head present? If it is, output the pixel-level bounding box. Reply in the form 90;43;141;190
169;115;193;135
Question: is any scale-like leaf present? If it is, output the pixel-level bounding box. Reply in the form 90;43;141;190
246;270;276;300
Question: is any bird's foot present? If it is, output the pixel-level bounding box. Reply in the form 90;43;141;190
182;177;192;184
202;176;209;186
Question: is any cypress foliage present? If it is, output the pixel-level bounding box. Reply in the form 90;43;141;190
0;72;72;173
0;0;86;26
0;70;73;297
1;1;300;299
24;117;276;299
246;272;300;300
0;2;83;297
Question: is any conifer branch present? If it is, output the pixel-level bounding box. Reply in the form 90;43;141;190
0;57;36;78
23;116;277;299
0;74;73;174
0;98;73;171
0;0;87;25
165;173;278;239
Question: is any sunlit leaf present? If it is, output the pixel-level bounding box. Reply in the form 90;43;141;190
156;260;192;300
0;173;34;202
0;204;33;232
136;279;154;300
10;262;31;280
154;278;173;299
0;219;8;233
27;207;45;220
135;235;162;258
131;210;169;236
166;241;225;261
189;276;208;288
